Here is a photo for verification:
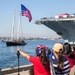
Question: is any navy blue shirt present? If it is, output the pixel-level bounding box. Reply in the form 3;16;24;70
49;53;70;75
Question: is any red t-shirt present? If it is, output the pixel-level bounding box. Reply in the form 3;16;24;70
29;56;51;75
65;55;75;68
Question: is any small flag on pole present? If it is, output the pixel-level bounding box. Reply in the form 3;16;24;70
21;4;32;22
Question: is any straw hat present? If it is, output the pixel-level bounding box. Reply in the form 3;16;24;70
53;43;63;52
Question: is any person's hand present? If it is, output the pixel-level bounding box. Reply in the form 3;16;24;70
17;48;21;53
17;48;21;57
17;48;30;59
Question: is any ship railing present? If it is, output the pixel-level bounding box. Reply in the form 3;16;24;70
35;17;75;24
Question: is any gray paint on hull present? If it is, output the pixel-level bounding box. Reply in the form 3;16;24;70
36;19;75;42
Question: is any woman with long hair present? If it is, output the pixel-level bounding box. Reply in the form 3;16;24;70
17;45;51;75
49;43;70;75
63;42;75;75
63;42;75;68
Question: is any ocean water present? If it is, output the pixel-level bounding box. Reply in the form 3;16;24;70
0;39;64;69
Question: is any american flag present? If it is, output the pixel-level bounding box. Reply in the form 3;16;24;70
21;4;32;22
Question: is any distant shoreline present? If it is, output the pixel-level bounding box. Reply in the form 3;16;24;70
0;37;63;41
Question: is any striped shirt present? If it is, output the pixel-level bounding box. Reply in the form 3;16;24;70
49;53;70;75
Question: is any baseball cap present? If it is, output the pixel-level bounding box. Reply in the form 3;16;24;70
53;43;63;53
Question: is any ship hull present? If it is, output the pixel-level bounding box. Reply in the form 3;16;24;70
36;18;75;43
6;41;27;46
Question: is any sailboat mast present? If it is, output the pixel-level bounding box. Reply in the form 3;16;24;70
17;12;21;41
11;11;15;41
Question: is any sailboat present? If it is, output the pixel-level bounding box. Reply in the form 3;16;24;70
6;12;27;46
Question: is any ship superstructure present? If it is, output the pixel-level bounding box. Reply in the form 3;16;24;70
35;13;75;45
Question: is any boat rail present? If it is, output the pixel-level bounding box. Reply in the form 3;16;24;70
35;17;75;24
0;64;74;75
0;64;32;75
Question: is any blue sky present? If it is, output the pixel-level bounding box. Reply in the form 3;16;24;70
0;0;75;38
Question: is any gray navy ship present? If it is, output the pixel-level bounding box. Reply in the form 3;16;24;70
35;13;75;46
